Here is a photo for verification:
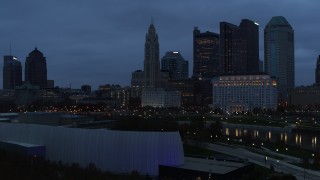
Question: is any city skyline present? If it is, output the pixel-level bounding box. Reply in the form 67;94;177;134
1;0;320;89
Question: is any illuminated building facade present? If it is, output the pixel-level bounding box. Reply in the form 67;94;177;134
220;19;259;74
131;70;145;98
25;48;48;88
193;27;219;79
161;51;188;79
264;16;294;100
3;55;22;89
212;74;278;113
316;55;320;85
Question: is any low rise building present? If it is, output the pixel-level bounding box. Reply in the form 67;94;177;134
212;74;278;113
141;88;180;107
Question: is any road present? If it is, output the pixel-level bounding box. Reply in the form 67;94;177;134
204;142;320;180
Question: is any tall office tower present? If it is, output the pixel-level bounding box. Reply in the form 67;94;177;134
3;55;22;89
220;19;259;74
144;23;160;88
264;16;294;100
25;47;48;88
239;19;259;74
193;27;220;79
316;55;320;85
161;51;188;79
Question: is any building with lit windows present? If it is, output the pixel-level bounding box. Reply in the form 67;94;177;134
264;16;294;100
25;47;48;88
3;55;22;89
141;88;180;107
212;74;278;113
193;27;220;79
167;79;195;106
220;19;259;74
161;51;188;79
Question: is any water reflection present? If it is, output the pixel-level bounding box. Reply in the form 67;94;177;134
223;127;320;151
295;134;302;146
312;136;317;148
280;133;288;143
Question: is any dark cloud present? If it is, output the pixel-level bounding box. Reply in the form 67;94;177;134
1;0;320;89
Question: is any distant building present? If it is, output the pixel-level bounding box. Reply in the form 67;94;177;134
25;48;48;88
220;19;259;74
47;80;55;89
316;55;320;86
212;74;278;113
81;84;91;94
3;55;22;89
141;88;180;107
264;16;294;100
161;51;188;79
193;27;220;79
289;86;320;107
97;84;130;106
131;70;145;98
167;79;195;106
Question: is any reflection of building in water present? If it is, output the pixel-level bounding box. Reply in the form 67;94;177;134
312;136;317;148
253;130;259;138
280;133;288;144
268;131;272;140
295;134;302;146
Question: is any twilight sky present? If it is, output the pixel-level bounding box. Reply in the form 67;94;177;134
0;0;319;89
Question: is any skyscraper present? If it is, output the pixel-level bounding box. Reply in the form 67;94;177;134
3;55;22;89
316;55;320;85
161;51;188;79
264;16;294;100
193;27;219;79
144;23;160;88
220;19;259;74
25;47;48;88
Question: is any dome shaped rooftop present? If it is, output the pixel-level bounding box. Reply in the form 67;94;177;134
266;16;292;28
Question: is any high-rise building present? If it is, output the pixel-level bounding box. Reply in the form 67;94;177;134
193;27;219;79
264;16;294;100
144;23;160;88
161;51;188;79
316;55;320;85
220;19;259;74
25;47;48;88
3;55;22;89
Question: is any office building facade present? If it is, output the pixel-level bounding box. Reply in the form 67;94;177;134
212;74;278;113
25;48;48;88
3;55;22;89
193;27;220;79
264;16;294;100
220;19;259;74
161;51;188;79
